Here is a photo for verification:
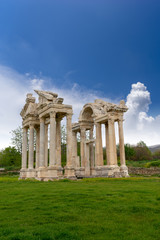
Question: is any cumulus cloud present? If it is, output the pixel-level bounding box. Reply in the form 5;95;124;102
124;82;160;145
0;65;111;149
0;64;159;149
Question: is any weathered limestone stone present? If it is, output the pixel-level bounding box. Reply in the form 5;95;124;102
39;118;45;168
20;90;129;180
49;112;56;167
56;118;61;167
35;127;40;169
44;124;48;167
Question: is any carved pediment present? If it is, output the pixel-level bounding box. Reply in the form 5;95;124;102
20;93;37;119
34;90;64;106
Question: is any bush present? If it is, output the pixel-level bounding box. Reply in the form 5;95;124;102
152;151;160;160
145;160;160;168
0;146;21;168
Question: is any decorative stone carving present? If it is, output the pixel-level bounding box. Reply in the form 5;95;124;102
19;91;129;180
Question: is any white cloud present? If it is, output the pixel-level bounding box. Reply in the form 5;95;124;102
0;65;159;149
0;65;111;149
124;82;160;145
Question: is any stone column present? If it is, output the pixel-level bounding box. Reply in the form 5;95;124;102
35;127;40;169
28;124;34;169
85;142;90;176
118;119;126;166
108;119;117;165
49;112;56;167
95;123;103;166
72;131;78;167
39;118;45;168
66;114;73;167
105;123;110;165
44;124;48;167
56;118;61;167
89;127;94;167
22;127;28;169
80;127;86;167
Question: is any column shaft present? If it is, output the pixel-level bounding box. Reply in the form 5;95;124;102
72;131;78;167
118;120;126;166
44;124;48;167
66;114;73;167
80;128;86;167
105;123;110;165
95;123;103;166
108;119;117;165
35;127;40;169
39;118;45;167
56;118;61;167
28;125;34;169
22;127;28;169
89;127;94;167
49;112;56;166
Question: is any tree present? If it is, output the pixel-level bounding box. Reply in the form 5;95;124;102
152;150;160;160
11;126;37;154
10;126;22;153
0;146;21;168
124;144;136;160
132;141;152;161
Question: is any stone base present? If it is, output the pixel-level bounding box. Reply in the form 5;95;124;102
64;166;76;179
19;165;129;181
47;166;63;178
91;165;122;178
19;168;27;179
120;165;129;177
19;168;36;179
75;167;85;178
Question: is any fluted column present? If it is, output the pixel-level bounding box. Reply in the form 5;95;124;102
95;123;103;166
49;112;56;167
39;118;45;168
44;124;48;167
66;114;73;167
56;118;61;167
72;131;77;167
22;127;28;169
118;119;126;166
28;124;34;169
108;119;117;165
105;123;110;165
35;126;40;169
89;127;94;167
80;127;86;167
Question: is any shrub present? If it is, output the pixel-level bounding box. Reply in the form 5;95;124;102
145;160;160;168
0;146;21;168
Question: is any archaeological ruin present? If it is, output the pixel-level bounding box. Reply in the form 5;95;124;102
20;90;129;180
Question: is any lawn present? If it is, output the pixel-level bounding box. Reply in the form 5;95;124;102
0;176;160;240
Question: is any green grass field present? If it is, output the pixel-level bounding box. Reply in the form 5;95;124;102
0;176;160;240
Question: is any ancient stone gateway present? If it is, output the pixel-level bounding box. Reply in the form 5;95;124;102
20;91;129;180
72;99;129;178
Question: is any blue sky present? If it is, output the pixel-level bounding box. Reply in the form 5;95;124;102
0;0;160;147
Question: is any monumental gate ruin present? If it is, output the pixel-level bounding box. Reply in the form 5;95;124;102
20;90;129;180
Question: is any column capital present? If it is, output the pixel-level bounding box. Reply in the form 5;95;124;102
22;126;28;131
95;122;101;126
66;113;73;120
50;111;56;118
40;117;45;123
29;123;34;129
118;118;124;123
108;118;115;125
80;127;86;134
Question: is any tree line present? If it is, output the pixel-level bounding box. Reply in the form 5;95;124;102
0;126;160;170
